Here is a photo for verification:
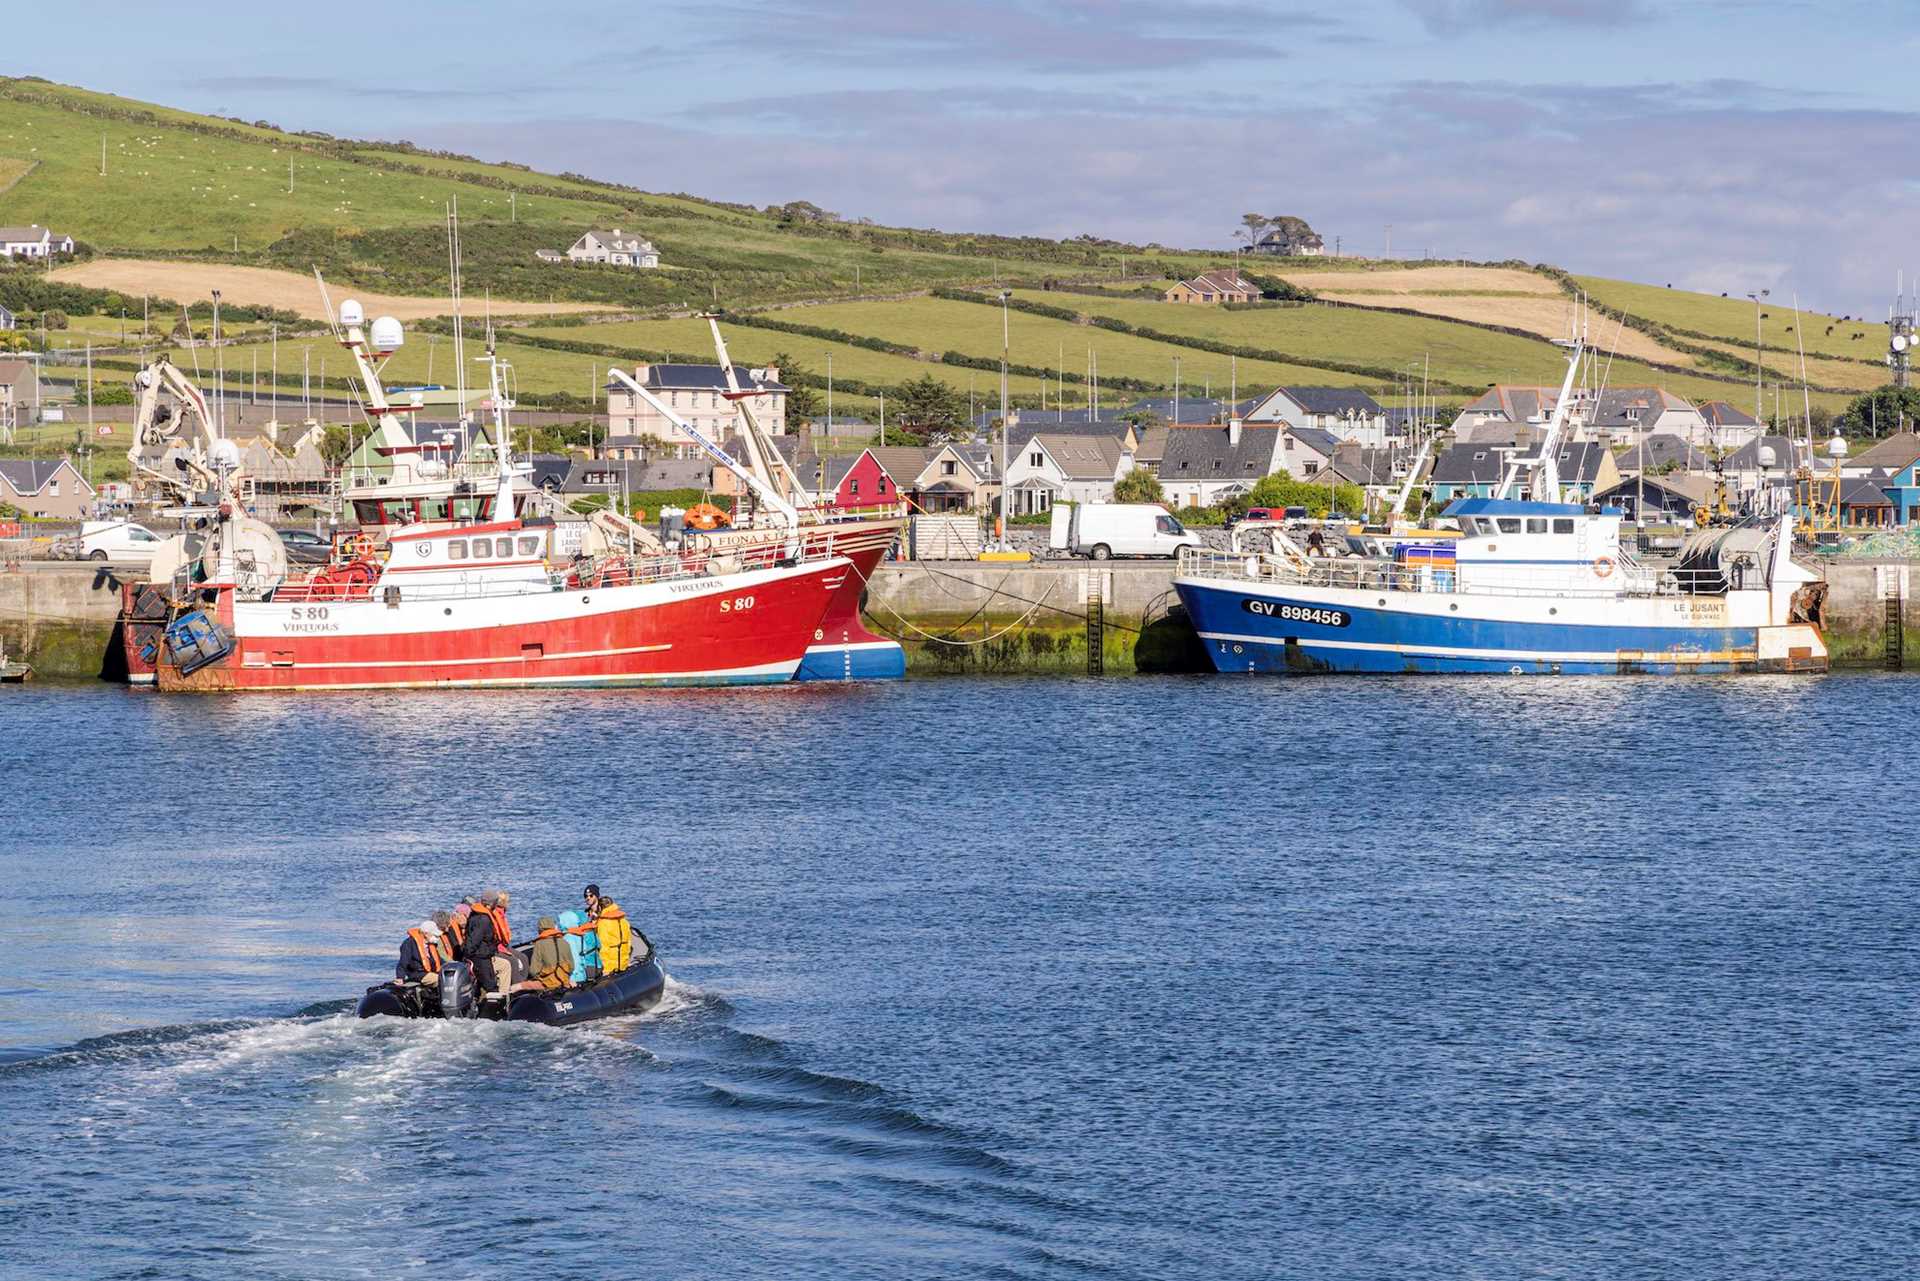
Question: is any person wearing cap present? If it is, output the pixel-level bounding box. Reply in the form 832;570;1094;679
430;909;456;964
515;916;574;992
396;920;445;986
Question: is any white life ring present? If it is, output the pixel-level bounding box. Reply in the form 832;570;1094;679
1593;556;1615;579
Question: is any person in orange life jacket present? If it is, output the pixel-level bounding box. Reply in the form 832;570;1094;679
459;896;512;999
513;917;573;992
431;909;456;963
445;903;470;956
397;920;444;985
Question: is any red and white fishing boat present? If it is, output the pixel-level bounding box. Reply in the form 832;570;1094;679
127;343;848;691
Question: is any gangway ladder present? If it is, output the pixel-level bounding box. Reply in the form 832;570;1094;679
1879;564;1908;672
1887;593;1905;672
1081;568;1108;676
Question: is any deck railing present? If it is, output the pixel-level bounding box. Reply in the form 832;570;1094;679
1176;548;1719;600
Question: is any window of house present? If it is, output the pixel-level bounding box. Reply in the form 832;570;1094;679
1473;451;1487;460
879;477;890;493
942;460;956;476
1029;452;1042;466
850;479;860;495
1552;519;1575;533
1526;518;1548;533
447;540;468;560
48;479;59;496
1304;463;1318;476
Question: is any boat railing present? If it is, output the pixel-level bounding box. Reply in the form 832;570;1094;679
272;540;837;606
1176;547;1715;600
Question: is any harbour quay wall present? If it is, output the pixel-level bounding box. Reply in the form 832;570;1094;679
5;557;1919;680
0;564;128;678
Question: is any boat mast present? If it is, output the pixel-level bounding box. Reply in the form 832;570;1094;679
1494;325;1585;503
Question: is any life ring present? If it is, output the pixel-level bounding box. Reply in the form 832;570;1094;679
1593;557;1615;579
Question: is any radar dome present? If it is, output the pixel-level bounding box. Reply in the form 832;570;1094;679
210;439;242;470
338;300;365;327
370;316;404;353
1827;434;1848;458
1895;334;1910;352
1757;444;1777;467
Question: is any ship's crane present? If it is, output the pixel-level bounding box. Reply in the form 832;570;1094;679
602;367;801;536
128;356;235;506
125;357;287;599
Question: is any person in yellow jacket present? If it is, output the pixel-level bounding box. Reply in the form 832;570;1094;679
584;883;633;975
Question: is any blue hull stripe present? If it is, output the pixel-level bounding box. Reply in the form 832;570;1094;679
1176;580;1758;675
794;641;907;682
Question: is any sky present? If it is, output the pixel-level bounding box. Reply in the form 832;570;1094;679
11;0;1920;315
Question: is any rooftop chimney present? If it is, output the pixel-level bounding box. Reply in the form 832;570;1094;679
1228;418;1243;446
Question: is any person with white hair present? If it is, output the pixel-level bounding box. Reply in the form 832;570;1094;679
396;919;445;987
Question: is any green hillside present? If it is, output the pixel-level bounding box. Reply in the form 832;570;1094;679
0;76;1880;419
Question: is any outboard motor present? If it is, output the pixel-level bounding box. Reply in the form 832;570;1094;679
440;960;476;1019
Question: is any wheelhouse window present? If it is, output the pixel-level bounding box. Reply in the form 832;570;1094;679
1497;518;1521;534
471;537;493;557
1552;518;1575;534
446;540;468;560
1526;518;1548;533
518;536;541;556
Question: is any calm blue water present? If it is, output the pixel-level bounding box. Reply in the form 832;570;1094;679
1;674;1916;1280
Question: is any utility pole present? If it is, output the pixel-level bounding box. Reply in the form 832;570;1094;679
1173;355;1181;426
827;351;834;437
271;325;278;419
211;290;224;432
100;133;107;177
288;160;294;194
1384;225;1392;259
1746;289;1770;418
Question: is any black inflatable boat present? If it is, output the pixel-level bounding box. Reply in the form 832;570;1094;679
356;935;665;1026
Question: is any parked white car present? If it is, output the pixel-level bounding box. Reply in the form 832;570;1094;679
1049;503;1206;560
68;520;166;563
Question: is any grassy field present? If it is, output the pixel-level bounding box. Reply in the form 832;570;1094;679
1573;275;1877;361
511;317;1059;400
778;297;1336;395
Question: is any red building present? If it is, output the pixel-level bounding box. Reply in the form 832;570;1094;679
827;447;928;509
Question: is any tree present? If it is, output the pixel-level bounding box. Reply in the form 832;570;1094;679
1236;213;1270;247
317;424;359;470
1838;384;1920;437
1114;467;1164;504
1117;408;1164;430
769;351;821;422
1236;469;1354;518
771;200;836;227
41;309;69;331
891;374;967;438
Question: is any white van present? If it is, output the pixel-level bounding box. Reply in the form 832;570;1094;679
78;520;165;562
1050;503;1205;560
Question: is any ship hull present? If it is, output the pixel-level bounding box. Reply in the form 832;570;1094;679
712;515;905;682
1174;575;1827;675
157;557;847;691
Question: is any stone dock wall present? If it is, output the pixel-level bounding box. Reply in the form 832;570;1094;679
4;558;1918;680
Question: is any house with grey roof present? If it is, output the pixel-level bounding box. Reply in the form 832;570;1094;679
1697;400;1763;446
1004;433;1131;515
1593;471;1714;523
0;225;74;260
1431;440;1617;502
0;457;93;519
1244;387;1389;445
1278;425;1343;479
565;228;658;269
1159;422;1283;509
607;362;788;445
1456;384;1709;446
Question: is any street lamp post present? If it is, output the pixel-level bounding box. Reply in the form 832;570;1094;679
998;289;1011;546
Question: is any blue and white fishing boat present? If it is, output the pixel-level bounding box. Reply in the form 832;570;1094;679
1174;340;1830;676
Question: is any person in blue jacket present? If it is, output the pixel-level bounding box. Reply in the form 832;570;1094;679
558;908;600;984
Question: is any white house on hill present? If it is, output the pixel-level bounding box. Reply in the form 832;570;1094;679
566;228;659;269
0;225;75;260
